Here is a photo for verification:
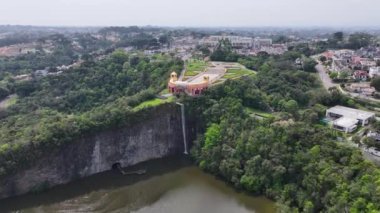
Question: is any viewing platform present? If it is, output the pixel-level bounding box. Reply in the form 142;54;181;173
168;61;255;96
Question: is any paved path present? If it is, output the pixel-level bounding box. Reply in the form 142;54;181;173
178;54;192;81
315;64;335;90
186;62;226;84
178;66;186;81
362;148;380;166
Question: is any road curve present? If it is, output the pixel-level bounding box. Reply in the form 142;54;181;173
315;64;335;90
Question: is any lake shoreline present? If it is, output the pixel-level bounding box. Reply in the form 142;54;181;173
0;155;276;213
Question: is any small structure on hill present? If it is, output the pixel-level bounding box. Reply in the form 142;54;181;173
168;72;210;96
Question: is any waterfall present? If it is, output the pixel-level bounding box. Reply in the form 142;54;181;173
176;102;188;154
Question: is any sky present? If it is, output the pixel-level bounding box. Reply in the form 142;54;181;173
0;0;379;27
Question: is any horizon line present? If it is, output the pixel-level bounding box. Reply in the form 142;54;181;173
1;24;380;30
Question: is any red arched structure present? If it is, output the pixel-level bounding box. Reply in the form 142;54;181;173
168;72;209;96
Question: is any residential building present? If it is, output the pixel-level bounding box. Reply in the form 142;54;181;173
360;59;377;70
369;67;380;78
332;117;359;133
322;51;335;60
253;38;272;50
353;70;369;81
199;36;253;48
347;83;375;96
326;106;375;133
335;49;355;58
331;58;349;72
351;56;362;66
258;44;287;55
367;131;380;141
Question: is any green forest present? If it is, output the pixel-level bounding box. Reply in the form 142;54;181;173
0;50;182;177
185;54;380;212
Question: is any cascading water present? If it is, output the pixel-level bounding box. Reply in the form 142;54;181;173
176;102;188;154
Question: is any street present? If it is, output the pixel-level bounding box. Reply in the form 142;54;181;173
315;64;336;90
315;63;380;103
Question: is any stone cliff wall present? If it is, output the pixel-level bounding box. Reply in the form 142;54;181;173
0;103;185;199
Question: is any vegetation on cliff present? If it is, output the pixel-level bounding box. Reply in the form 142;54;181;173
0;50;181;177
187;54;380;212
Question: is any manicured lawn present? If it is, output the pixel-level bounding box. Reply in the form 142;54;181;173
227;68;256;75
132;97;174;111
223;73;239;79
223;68;256;79
184;70;200;76
185;60;207;76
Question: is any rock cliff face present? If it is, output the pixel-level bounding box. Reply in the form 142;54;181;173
0;104;185;199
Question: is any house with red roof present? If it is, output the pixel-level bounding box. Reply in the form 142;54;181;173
323;51;335;60
353;70;369;81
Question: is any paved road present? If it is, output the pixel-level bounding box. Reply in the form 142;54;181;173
178;67;186;81
362;148;380;166
315;64;335;90
315;63;380;103
178;54;192;81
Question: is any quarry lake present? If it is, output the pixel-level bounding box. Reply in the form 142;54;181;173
0;156;276;213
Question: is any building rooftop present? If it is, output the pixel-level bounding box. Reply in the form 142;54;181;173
334;117;358;128
327;105;375;120
354;70;369;77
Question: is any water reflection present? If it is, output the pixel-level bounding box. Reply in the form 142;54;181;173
0;156;275;213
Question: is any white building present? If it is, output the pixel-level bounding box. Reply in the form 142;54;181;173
253;38;272;50
326;106;375;133
335;49;355;58
369;67;380;78
332;117;359;133
199;36;253;48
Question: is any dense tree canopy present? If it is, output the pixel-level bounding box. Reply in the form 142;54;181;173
0;50;182;176
187;76;380;212
371;77;380;92
185;52;380;212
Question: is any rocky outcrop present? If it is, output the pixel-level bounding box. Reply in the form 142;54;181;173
0;103;185;199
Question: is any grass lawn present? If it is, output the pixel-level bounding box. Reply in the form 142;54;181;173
132;97;174;112
159;88;170;95
223;68;256;79
0;95;17;109
184;70;200;76
213;79;226;84
223;73;239;79
245;107;274;118
228;68;256;75
185;60;207;76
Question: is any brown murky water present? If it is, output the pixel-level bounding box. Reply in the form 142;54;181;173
0;156;276;213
